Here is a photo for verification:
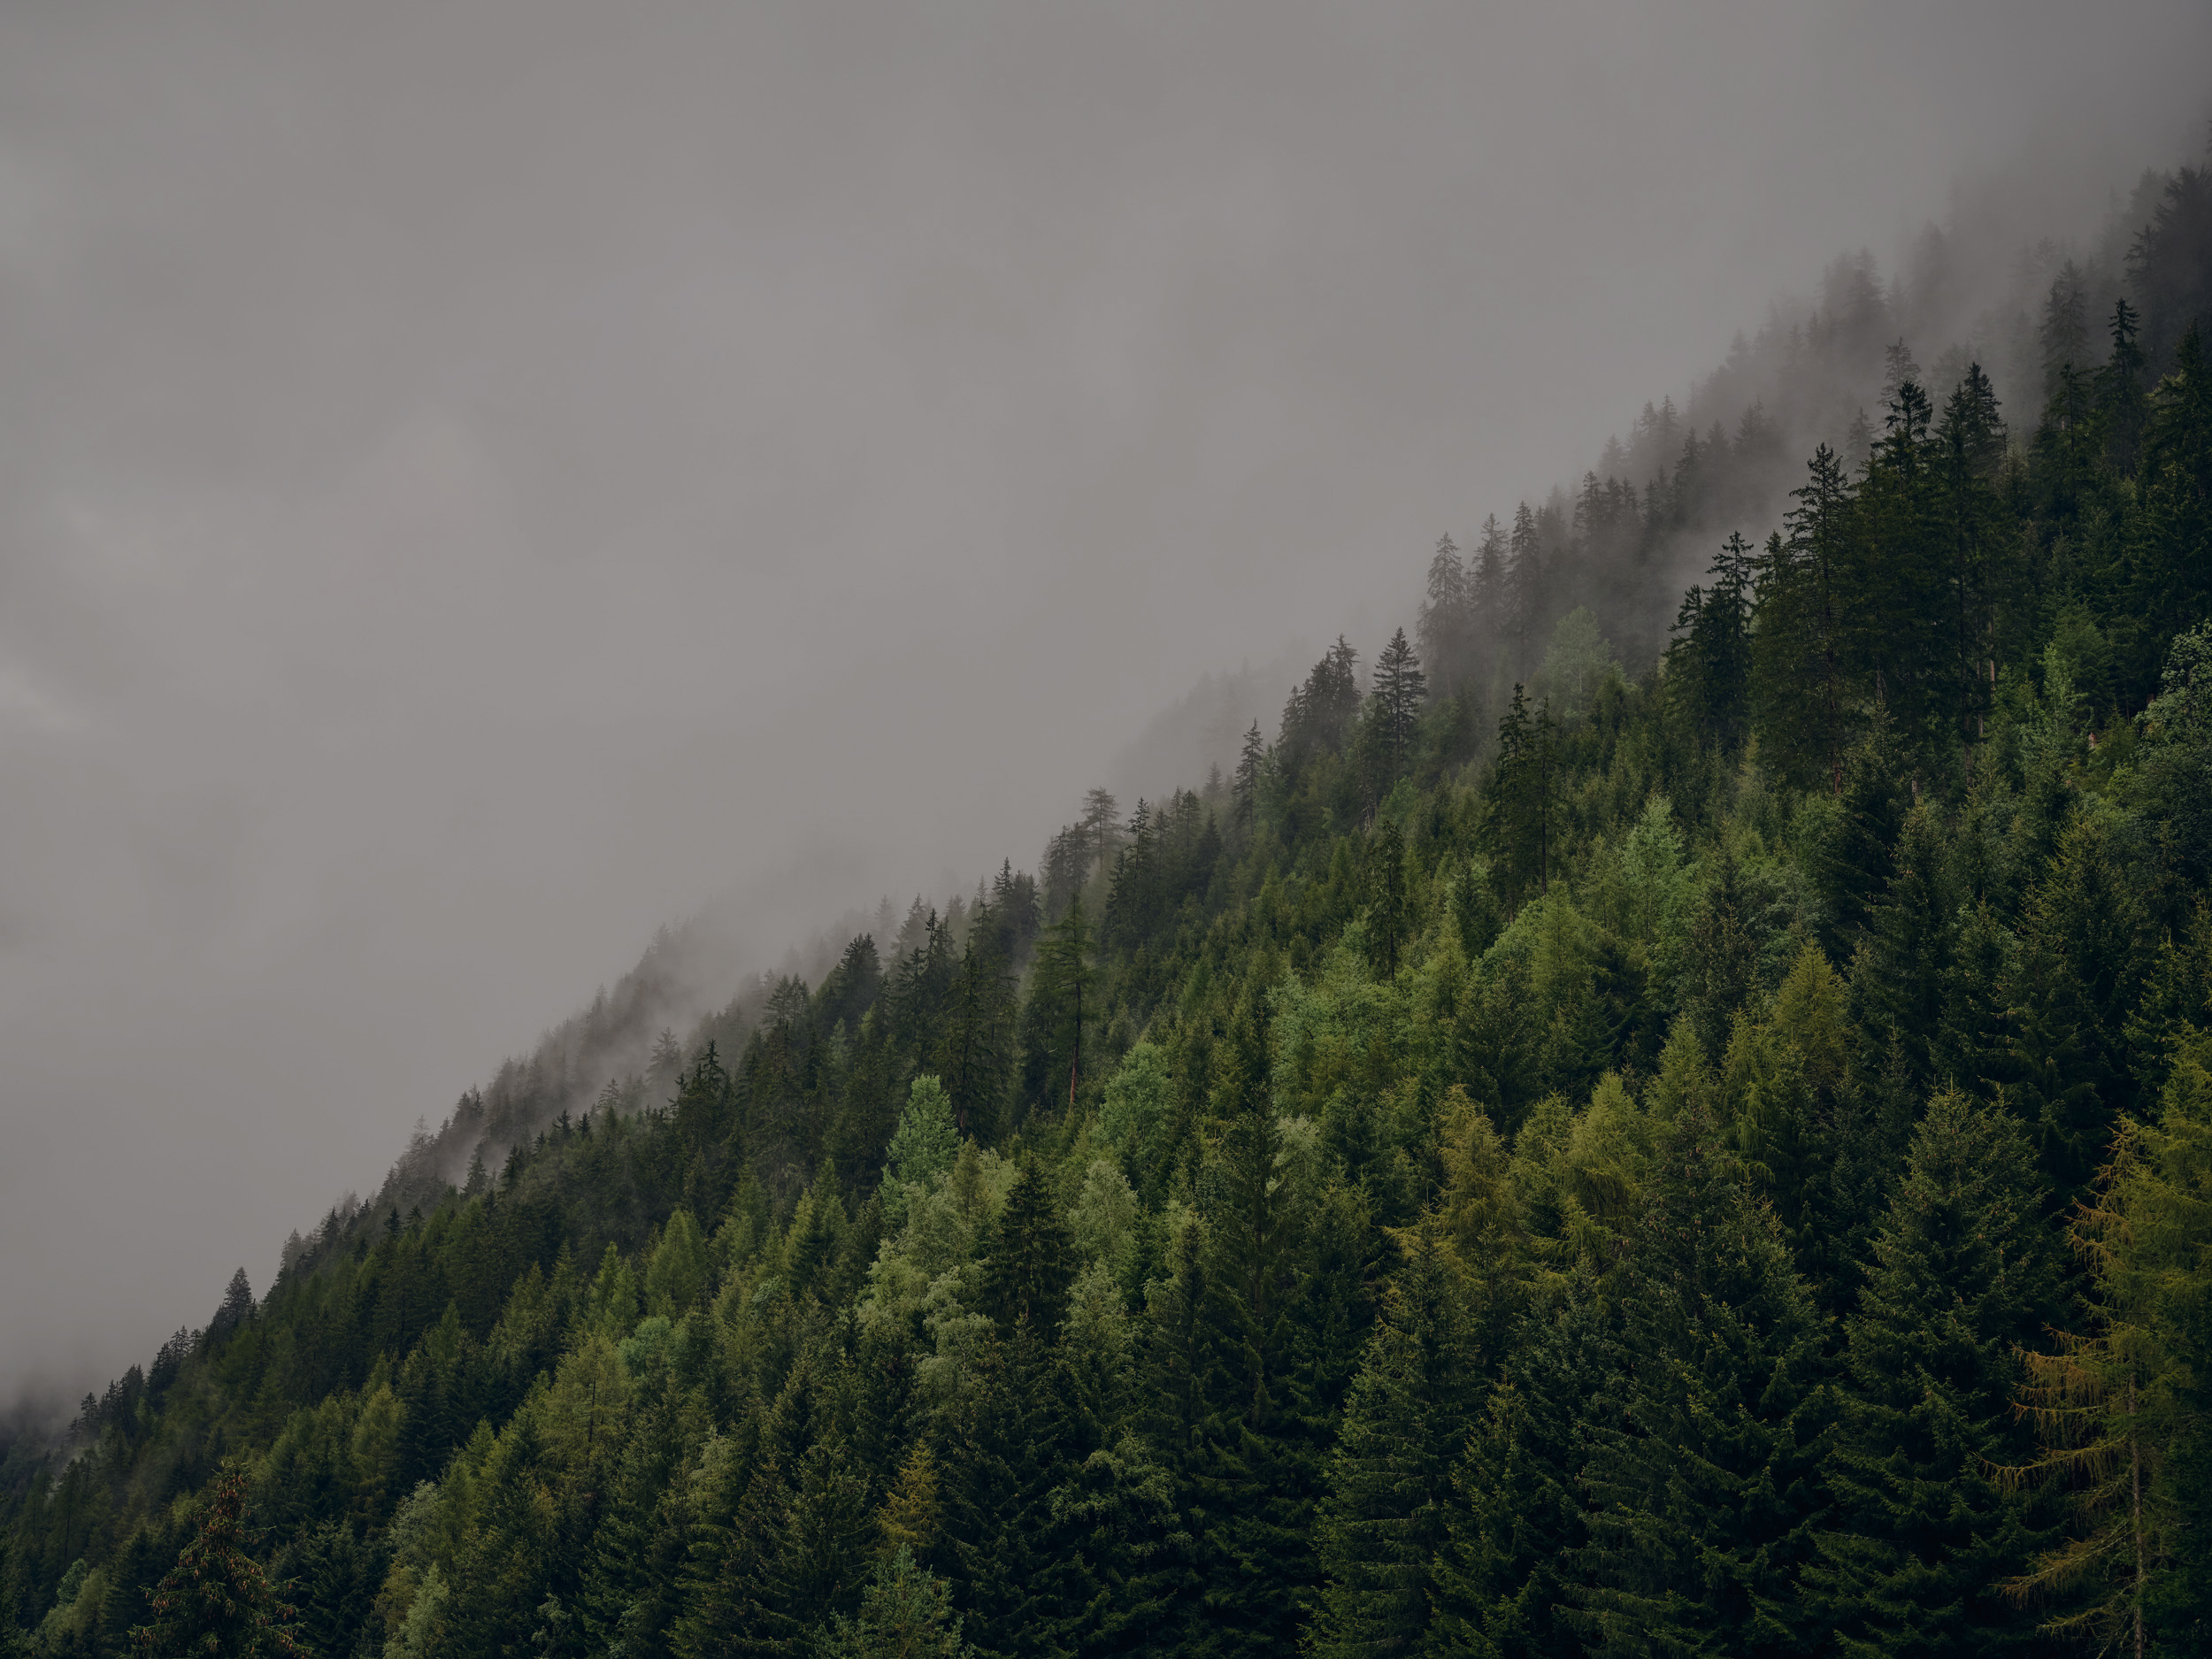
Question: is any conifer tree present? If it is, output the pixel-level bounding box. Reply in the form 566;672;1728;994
1753;443;1853;793
1506;503;1546;684
2008;813;2150;1202
1364;819;1408;981
981;1160;1076;1339
818;1548;976;1659
1568;1105;1830;1656
1855;803;1959;1096
1483;685;1554;911
1180;992;1323;1658
130;1469;303;1658
1374;627;1427;786
1233;720;1265;833
1310;1234;1479;1658
2005;1029;2212;1653
1803;1093;2061;1657
1469;514;1509;684
1935;364;2008;744
1033;897;1095;1114
1664;531;1755;752
1433;1294;1619;1659
937;928;1015;1139
944;1327;1091;1659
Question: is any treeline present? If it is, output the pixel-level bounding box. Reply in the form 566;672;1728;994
4;156;2212;1659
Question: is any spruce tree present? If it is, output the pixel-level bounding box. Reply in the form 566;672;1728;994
1568;1105;1830;1656
981;1160;1076;1339
944;1326;1090;1659
1310;1234;1479;1658
2007;1029;2212;1653
1854;803;1959;1098
130;1470;303;1658
818;1548;976;1658
2007;812;2150;1202
1484;686;1553;911
1752;443;1853;793
1418;532;1471;697
1802;1093;2061;1657
1181;993;1322;1658
1233;721;1265;833
1433;1293;1620;1659
1374;627;1428;787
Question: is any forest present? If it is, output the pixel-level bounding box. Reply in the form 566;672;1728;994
2;149;2210;1658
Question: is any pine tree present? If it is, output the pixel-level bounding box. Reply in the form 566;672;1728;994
1179;992;1324;1659
1032;897;1095;1115
944;1328;1091;1659
1364;819;1408;981
1418;533;1472;698
1854;803;1958;1097
1505;503;1545;685
1469;514;1509;687
1849;377;1947;749
761;1441;875;1637
1664;530;1755;753
1081;789;1123;878
1814;718;1910;958
937;929;1015;1139
1753;443;1853;794
1934;364;2008;745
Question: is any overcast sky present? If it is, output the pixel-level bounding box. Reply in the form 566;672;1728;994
2;0;2208;1405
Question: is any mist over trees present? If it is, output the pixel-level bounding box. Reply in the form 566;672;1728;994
6;129;2212;1659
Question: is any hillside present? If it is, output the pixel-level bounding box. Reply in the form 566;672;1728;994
4;148;2212;1657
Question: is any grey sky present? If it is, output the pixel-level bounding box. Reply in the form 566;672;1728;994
2;0;2207;1402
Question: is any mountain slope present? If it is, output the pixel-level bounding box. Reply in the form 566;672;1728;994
4;147;2212;1659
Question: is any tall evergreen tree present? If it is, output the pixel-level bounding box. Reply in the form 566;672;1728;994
1373;628;1428;787
1753;443;1853;793
1803;1093;2062;1657
1568;1105;1830;1657
1310;1234;1479;1658
130;1470;303;1658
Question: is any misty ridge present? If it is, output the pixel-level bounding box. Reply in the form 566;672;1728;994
267;142;2196;1286
10;40;2212;1659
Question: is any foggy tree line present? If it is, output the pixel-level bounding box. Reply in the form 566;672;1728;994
4;154;2212;1659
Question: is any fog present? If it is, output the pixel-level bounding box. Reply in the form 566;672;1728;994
2;0;2207;1405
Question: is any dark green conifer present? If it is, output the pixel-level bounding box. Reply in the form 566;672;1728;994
129;1470;303;1658
1310;1234;1479;1658
1802;1093;2061;1657
2007;812;2149;1202
1568;1106;1829;1656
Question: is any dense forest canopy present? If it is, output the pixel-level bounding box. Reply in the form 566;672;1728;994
5;141;2212;1658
